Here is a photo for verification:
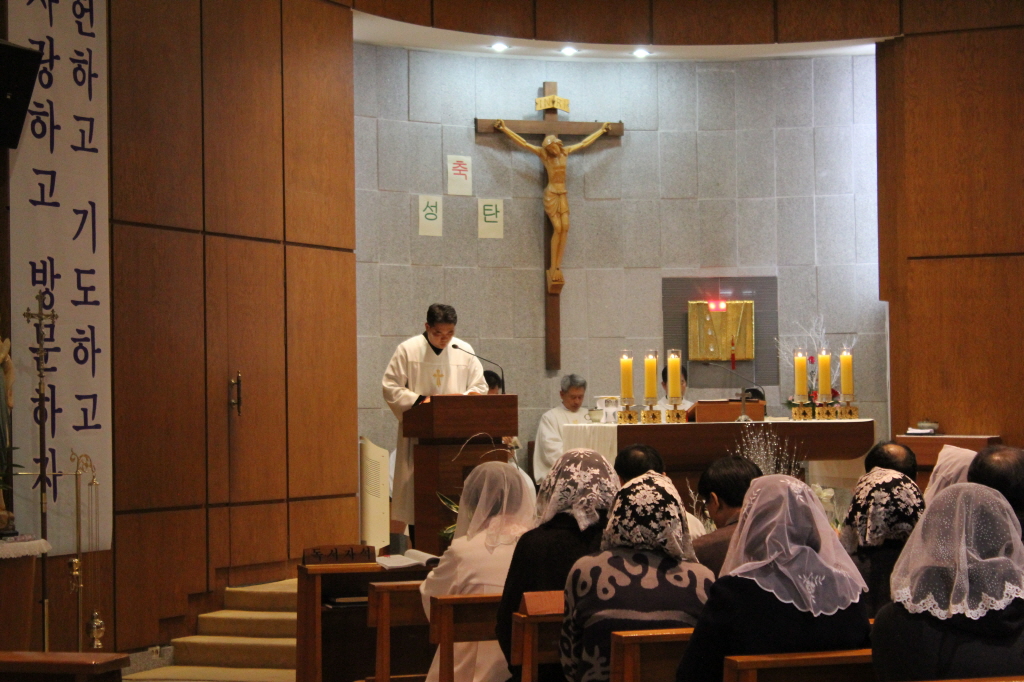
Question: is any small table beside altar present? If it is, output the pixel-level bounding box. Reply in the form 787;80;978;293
403;394;518;554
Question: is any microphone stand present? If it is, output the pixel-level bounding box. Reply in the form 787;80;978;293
450;345;505;394
697;361;766;422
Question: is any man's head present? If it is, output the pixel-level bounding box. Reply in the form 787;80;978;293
542;135;563;155
615;443;664;484
698;456;763;527
968;445;1024;527
424;303;458;349
661;363;688;396
484;370;503;395
559;374;587;412
864;440;918;481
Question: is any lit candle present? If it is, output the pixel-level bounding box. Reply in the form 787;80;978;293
667;350;682;402
644;350;658;402
818;349;832;401
620;351;633;401
794;350;808;400
840;349;854;398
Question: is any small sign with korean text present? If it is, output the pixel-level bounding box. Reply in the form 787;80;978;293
446;155;472;196
478;199;503;239
302;544;376;565
418;195;443;236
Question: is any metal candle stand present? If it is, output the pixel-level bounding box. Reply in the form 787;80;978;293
617;402;639;425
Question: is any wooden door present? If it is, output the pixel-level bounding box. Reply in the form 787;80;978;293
207;236;287;504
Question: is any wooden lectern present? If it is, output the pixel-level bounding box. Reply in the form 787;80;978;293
403;394;518;554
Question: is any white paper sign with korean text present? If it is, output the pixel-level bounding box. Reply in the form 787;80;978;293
478;199;504;239
8;0;112;555
446;155;472;196
418;195;443;236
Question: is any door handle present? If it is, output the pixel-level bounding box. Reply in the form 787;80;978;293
229;371;242;416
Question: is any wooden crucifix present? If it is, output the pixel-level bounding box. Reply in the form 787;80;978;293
477;82;624;370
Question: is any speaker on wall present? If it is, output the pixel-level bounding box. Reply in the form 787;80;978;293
1;38;43;150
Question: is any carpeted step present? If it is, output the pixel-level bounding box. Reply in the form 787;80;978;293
198;610;297;638
124;665;295;682
223;580;297;613
172;635;296;669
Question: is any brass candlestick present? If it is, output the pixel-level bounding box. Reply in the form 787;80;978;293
617;401;639;425
640;404;662;424
88;611;105;649
664;403;687;424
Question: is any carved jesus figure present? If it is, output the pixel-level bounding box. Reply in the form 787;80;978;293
494;119;611;292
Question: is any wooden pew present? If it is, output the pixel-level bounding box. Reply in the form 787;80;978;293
367;580;431;682
429;593;503;682
609;628;693;682
722;649;873;682
510;590;563;682
0;652;130;682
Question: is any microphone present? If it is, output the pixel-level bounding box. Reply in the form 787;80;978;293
697;361;767;422
451;345;505;394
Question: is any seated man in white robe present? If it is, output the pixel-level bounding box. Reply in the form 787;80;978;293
533;373;588;482
383;303;488;531
655;363;694;416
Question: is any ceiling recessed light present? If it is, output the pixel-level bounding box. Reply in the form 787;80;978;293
491;42;509;52
560;46;578;56
633;48;650;58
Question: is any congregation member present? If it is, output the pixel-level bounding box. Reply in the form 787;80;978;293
967;444;1024;532
533;374;588;481
676;475;870;682
562;472;714;682
384;303;488;530
615;443;707;540
692;456;763;577
421;461;536;682
864;440;918;481
655;364;694;415
840;467;924;617
873;483;1024;681
922;444;976;505
497;449;619;682
485;369;503;394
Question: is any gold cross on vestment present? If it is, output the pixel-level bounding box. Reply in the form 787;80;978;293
433;369;444;388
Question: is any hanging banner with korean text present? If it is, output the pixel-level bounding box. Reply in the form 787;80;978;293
8;0;112;555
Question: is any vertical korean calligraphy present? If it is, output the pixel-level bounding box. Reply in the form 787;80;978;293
8;0;112;554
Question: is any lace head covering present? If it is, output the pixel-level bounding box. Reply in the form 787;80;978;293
600;472;696;562
891;482;1024;620
536;449;619;531
923;444;976;506
721;474;867;616
455;461;537;551
840;467;925;553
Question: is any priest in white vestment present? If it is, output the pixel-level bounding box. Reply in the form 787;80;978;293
383;304;487;527
533;374;588;482
655;363;694;416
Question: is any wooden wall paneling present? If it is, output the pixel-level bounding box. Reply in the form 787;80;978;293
352;0;431;25
535;0;651;45
286;247;358;498
652;0;774;45
776;0;900;42
110;0;203;230
875;38;903;304
208;506;230;588
115;508;207;651
229;503;289;567
0;557;35;650
903;0;1024;35
283;0;355;249
904;256;1024;448
289;496;359;559
900;28;1024;258
202;0;285;240
29;551;115;651
206;236;287;503
433;0;535;39
113;224;205;511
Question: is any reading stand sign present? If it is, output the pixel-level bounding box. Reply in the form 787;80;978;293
302;544;375;565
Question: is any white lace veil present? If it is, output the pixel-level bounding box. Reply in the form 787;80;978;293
923;444;976;506
536;449;619;530
721;474;867;616
891;482;1024;620
454;461;537;551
